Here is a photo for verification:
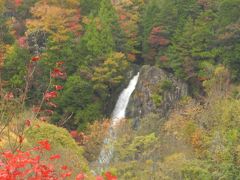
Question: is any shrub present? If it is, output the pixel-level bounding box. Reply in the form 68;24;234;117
24;121;90;174
160;80;173;91
0;140;87;179
151;93;163;107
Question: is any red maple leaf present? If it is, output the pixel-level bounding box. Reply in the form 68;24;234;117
61;165;68;170
38;140;51;151
70;130;78;138
76;173;85;180
55;85;64;91
44;91;58;100
105;172;117;180
49;154;61;160
31;56;41;62
96;176;104;180
51;68;64;78
61;171;72;178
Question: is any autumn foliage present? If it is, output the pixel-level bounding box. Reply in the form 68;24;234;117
0;140;83;179
148;26;170;47
0;139;116;180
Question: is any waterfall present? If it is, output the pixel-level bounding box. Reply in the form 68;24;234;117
97;72;140;170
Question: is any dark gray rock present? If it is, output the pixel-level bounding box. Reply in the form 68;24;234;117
126;65;188;127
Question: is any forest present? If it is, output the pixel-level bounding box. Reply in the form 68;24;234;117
0;0;240;179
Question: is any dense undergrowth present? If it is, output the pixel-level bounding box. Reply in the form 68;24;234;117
106;67;240;179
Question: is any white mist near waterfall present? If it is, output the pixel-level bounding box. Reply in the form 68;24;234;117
97;72;140;169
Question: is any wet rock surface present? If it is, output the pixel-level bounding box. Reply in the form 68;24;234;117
127;65;188;127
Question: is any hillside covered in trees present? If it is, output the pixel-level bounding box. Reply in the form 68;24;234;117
1;0;240;179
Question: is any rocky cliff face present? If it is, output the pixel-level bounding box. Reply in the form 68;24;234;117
127;65;188;127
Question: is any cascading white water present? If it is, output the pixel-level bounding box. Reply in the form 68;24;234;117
97;72;140;169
